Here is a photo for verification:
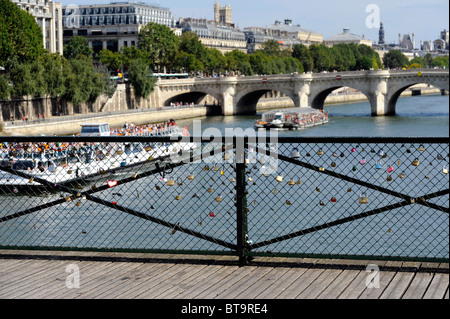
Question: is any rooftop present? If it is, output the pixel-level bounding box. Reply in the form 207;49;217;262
325;28;369;42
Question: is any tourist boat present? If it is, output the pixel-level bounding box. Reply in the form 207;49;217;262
254;108;329;130
0;122;196;194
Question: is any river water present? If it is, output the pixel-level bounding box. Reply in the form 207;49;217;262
176;94;449;137
0;94;448;259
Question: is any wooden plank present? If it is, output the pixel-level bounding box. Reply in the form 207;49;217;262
256;267;308;299
147;264;210;299
0;259;27;274
402;273;434;299
214;267;274;299
46;260;116;299
243;267;290;299
127;264;197;299
275;268;325;299
77;262;145;299
6;261;69;299
57;262;129;299
194;266;257;299
338;271;372;299
296;269;343;299
0;260;63;298
117;263;190;299
97;262;172;299
180;265;240;299
317;269;361;299
380;272;415;299
423;273;449;299
358;271;396;299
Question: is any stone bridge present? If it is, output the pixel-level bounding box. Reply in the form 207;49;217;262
155;69;449;116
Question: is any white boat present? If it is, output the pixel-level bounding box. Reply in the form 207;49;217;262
0;122;196;193
254;107;329;130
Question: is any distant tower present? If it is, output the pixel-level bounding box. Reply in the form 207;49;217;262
378;22;385;45
214;1;232;25
398;33;402;46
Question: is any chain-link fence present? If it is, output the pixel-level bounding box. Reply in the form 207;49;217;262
0;136;448;265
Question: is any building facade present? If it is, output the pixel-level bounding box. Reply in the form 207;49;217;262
177;18;247;53
62;1;176;54
245;19;323;53
12;0;64;54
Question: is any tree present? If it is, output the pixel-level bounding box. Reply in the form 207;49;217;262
0;74;11;100
225;50;252;75
204;48;226;75
423;53;434;68
0;0;44;66
309;44;334;72
179;32;207;62
431;56;449;69
40;53;67;98
9;62;38;98
357;44;382;70
292;44;313;72
331;44;356;71
99;49;123;71
128;58;156;99
63;36;93;60
62;57;105;105
261;40;282;56
383;50;409;69
138;23;180;72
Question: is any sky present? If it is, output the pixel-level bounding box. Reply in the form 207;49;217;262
61;0;449;44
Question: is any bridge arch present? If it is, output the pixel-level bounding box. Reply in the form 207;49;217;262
386;77;449;115
309;84;371;111
234;86;297;115
163;91;218;106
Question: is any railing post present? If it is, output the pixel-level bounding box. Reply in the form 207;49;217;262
235;138;249;267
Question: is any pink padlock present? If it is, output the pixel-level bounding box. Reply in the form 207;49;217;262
387;166;394;173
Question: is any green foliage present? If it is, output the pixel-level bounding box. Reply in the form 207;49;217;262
40;53;67;98
0;0;44;66
383;50;409;69
204;48;227;75
63;36;93;60
0;74;11;100
431;56;449;69
308;44;334;72
292;44;313;72
225;50;253;76
138;23;180;71
179;32;207;62
128;58;156;99
99;49;122;71
62;57;106;105
261;40;282;57
9;62;37;97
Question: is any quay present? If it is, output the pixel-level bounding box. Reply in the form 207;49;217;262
0;250;448;299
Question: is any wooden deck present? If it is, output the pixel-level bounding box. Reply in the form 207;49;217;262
0;250;448;300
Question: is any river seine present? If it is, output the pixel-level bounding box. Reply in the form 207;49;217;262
0;93;448;259
176;94;449;137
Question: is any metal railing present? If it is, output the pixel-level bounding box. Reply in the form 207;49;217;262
0;136;448;266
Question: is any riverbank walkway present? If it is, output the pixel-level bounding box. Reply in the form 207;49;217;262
0;250;448;299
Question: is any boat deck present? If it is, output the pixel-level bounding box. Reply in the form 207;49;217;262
0;250;448;300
